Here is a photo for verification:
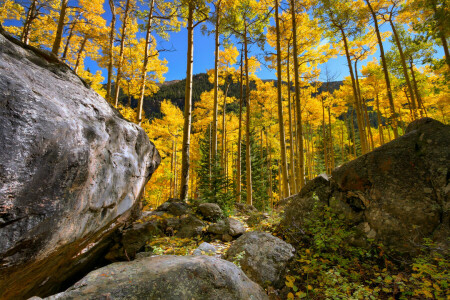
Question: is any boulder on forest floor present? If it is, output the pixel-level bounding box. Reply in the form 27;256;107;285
208;217;246;241
281;117;450;255
43;255;269;300
0;27;160;299
225;231;295;288
197;203;224;221
193;242;217;256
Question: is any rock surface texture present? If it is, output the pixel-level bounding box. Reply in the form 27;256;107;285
44;255;269;300
0;28;160;299
282;118;449;255
225;231;295;288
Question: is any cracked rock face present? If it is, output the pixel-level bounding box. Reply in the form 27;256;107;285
282;118;449;255
0;29;160;299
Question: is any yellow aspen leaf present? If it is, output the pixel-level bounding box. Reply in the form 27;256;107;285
287;292;294;299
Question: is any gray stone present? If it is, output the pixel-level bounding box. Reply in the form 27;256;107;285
208;217;246;240
281;118;450;255
225;231;295;288
193;242;217;256
198;203;224;221
44;255;269;300
0;29;160;299
175;214;205;238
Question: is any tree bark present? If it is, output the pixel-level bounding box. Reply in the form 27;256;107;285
73;36;87;74
113;0;131;107
106;0;116;104
340;27;367;154
389;19;417;119
275;0;290;198
244;24;253;205
365;0;398;138
212;1;221;160
237;49;243;203
290;0;305;188
179;3;194;201
21;0;37;45
52;0;69;55
137;0;155;125
286;46;296;194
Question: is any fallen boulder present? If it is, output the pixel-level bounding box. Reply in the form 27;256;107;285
198;203;224;221
225;231;295;288
193;242;217;256
0;28;160;299
208;217;245;241
43;255;269;300
282;118;449;255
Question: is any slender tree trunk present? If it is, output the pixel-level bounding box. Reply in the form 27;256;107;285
389;19;417;119
286;47;296;194
73;36;87;73
363;99;374;150
170;138;175;198
237;49;243;203
106;0;116;103
137;0;155;124
52;0;69;55
244;24;253;205
375;92;384;145
365;0;398;138
290;0;305;188
179;3;194;201
341;27;367;154
275;0;290;198
62;15;80;60
354;60;368;152
113;0;131;107
322;99;328;173
409;59;426;116
22;0;37;45
212;1;221;160
221;83;229;167
351;108;356;156
327;107;335;170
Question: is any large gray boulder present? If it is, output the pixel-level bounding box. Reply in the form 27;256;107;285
282;118;449;255
198;203;224;221
44;255;269;300
225;231;295;288
0;28;160;299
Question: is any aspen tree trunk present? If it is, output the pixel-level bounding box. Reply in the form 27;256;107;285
209;123;212;180
363;99;374;150
286;47;296;194
354;60;368;152
409;59;426;116
327;107;335;170
439;31;450;69
73;36;87;73
341;28;367;154
62;14;80;60
212;1;221;159
170;139;175;198
237;49;243;203
267;131;273;205
244;24;253;205
179;3;194;201
389;20;417;118
365;0;398;138
351;108;356;156
375;93;384;145
137;0;155;124
322;99;328;173
221;83;230;167
52;0;69;55
113;0;131;107
275;0;290;198
384;107;392;142
106;0;116;103
174;139;178;196
21;0;36;45
290;0;305;188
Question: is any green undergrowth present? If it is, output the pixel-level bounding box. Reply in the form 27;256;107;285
279;196;449;299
